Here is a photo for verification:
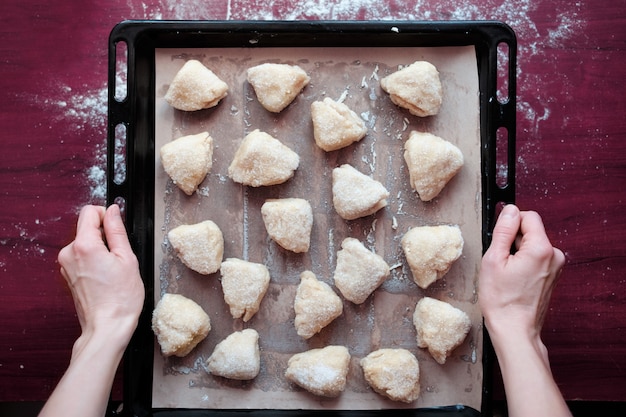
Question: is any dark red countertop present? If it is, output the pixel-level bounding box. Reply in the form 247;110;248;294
1;0;625;405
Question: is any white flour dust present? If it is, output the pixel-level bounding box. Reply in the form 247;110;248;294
42;83;109;204
38;72;130;205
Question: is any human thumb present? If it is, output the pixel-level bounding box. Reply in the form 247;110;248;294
103;204;132;255
489;204;521;256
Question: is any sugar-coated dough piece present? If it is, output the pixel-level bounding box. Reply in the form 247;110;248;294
206;329;260;380
413;297;471;365
380;61;442;117
404;131;464;201
261;198;313;253
332;164;389;220
164;59;228;111
160;131;213;195
228;129;300;187
168;221;224;275
152;293;211;357
294;271;343;339
285;346;350;397
220;258;270;322
311;98;367;151
333;238;390;304
360;348;421;403
247;63;310;113
401;225;464;289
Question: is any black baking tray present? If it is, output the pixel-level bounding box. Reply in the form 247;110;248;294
106;20;516;417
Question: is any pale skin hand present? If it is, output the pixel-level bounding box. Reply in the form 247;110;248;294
480;204;571;417
39;205;144;417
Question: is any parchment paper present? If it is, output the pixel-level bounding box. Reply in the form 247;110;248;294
152;45;482;410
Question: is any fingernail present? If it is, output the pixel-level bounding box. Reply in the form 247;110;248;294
109;204;121;216
500;204;517;219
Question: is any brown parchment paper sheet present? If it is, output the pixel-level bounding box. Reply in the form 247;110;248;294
152;45;482;410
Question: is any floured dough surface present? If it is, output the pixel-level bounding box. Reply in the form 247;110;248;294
206;329;260;380
380;61;442;117
333;237;390;304
294;270;343;339
160;131;214;195
413;297;471;365
165;59;228;111
360;348;421;403
152;293;211;357
168;220;224;275
404;131;464;201
332;164;389;220
220;258;270;322
285;345;351;397
401;225;464;289
311;97;367;151
247;63;310;113
228;129;300;187
261;198;313;253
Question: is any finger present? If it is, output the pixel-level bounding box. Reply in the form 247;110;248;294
488;204;521;256
75;205;107;243
518;210;548;238
102;204;133;256
517;211;553;253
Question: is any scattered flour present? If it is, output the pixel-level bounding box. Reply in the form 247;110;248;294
61;84;109;204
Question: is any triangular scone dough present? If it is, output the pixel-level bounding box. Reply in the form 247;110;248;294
413;297;471;365
261;198;313;253
360;348;421;403
228;129;300;187
247;63;310;113
152;293;211;357
164;59;228;111
311;98;367;151
220;258;270;322
333;238;390;304
380;61;442;117
294;271;343;339
332;164;389;220
403;131;464;201
167;220;223;275
401;225;464;289
160;131;213;195
206;329;260;380
285;346;351;397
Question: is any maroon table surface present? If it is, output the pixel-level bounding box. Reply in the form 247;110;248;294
1;0;625;405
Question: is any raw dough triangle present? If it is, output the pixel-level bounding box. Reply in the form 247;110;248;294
160;131;213;195
261;198;313;253
165;59;228;111
413;297;471;365
294;271;343;339
311;97;367;151
332;164;389;220
167;220;223;275
285;346;350;397
206;329;260;380
403;131;464;201
247;63;310;113
401;225;464;289
220;258;270;322
228;129;299;187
